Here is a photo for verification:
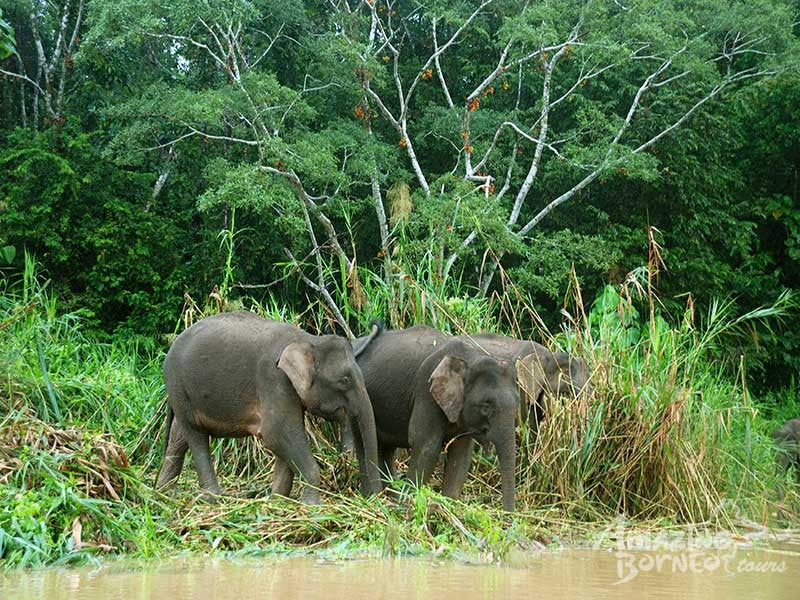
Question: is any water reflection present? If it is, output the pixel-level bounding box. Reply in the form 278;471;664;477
1;548;796;600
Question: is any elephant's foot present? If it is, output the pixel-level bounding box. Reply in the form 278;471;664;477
154;474;179;492
199;485;225;503
300;487;322;505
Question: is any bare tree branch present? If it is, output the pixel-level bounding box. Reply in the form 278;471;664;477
284;248;354;339
0;67;48;99
432;17;454;108
261;167;353;272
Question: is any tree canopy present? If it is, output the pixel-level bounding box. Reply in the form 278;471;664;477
0;0;798;388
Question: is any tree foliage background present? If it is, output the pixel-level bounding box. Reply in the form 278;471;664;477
1;0;798;392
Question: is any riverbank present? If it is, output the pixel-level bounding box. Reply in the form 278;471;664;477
2;265;799;568
2;405;798;569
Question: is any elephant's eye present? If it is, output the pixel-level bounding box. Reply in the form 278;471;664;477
339;375;351;387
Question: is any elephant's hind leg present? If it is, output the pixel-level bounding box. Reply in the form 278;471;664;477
183;426;223;500
156;419;189;489
270;457;295;497
406;439;443;491
379;445;398;483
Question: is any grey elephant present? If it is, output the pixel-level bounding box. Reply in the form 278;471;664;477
155;311;382;502
773;417;800;497
464;333;592;427
354;325;520;511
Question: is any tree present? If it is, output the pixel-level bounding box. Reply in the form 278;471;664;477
1;0;796;348
85;0;796;335
332;0;796;290
0;0;84;129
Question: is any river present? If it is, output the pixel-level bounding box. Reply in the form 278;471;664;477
1;546;797;599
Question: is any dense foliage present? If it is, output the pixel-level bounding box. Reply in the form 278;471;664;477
0;1;798;388
1;260;797;567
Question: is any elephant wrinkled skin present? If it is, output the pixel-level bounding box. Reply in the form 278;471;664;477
355;325;520;512
155;311;381;502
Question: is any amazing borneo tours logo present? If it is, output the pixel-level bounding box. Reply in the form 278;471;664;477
593;503;788;585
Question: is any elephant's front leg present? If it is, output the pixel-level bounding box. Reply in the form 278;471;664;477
442;436;475;499
406;437;444;491
262;417;322;505
348;415;371;496
406;403;447;493
339;419;357;455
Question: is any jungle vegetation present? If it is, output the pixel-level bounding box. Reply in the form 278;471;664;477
1;0;799;568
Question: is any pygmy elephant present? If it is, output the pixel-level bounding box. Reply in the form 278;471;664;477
155;311;382;502
773;417;800;497
465;333;592;428
354;325;520;512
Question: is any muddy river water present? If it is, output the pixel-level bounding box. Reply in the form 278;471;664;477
2;547;798;599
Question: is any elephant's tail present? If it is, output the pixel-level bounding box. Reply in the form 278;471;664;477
353;318;385;358
162;403;174;461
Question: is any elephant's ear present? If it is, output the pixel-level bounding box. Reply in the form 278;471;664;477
515;353;548;406
567;356;591;396
277;342;316;402
429;356;466;423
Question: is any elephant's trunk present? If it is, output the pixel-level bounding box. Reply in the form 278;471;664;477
350;378;382;495
493;418;517;512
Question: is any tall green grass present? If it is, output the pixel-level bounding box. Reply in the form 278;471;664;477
512;281;796;521
1;260;164;448
0;257;176;567
1;240;798;569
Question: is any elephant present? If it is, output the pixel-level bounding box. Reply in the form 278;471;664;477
773;417;800;497
155;311;382;503
354;325;520;512
463;333;592;428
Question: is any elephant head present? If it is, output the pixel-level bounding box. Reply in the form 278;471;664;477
278;335;381;494
427;348;520;511
516;348;592;425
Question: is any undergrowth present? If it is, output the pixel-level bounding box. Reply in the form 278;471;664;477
1;239;798;569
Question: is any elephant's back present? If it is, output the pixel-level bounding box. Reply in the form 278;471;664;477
164;312;300;385
467;333;544;361
170;312;299;350
358;326;449;376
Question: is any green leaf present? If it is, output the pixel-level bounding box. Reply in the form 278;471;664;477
0;245;15;265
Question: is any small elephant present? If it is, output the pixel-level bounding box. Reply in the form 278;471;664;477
355;325;520;511
465;333;592;428
155;311;382;502
773;417;800;496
